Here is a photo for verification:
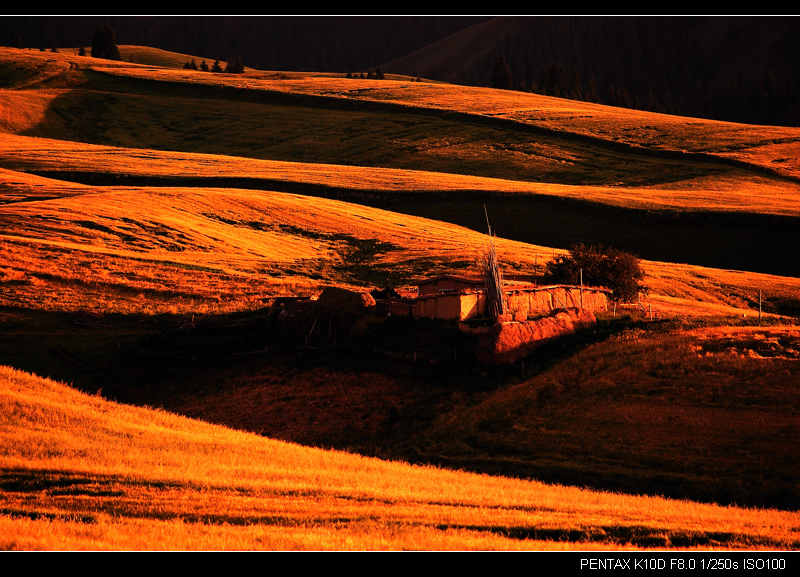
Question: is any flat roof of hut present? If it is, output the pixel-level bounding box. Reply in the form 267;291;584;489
417;275;485;296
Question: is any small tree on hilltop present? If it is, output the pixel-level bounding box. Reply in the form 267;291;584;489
200;60;208;72
545;243;645;302
225;56;244;74
91;25;121;60
211;59;223;73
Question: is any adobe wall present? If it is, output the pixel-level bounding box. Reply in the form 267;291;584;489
413;293;465;320
506;286;608;321
471;308;598;364
393;285;609;322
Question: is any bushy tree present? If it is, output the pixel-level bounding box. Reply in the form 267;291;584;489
78;46;86;56
91;25;120;60
211;59;223;73
375;67;384;79
225;56;244;74
200;60;208;72
545;243;645;302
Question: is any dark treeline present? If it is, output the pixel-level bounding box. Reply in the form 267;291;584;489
0;16;481;73
387;16;800;126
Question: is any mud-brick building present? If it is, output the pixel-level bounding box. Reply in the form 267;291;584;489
394;276;610;323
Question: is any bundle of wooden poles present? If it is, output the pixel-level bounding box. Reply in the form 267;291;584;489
483;206;505;321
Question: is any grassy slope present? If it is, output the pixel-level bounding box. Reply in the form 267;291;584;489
2;133;800;217
4;46;799;180
1;365;798;550
159;321;800;509
1;47;796;192
0;169;542;313
2;49;799;280
86;58;800;179
418;325;800;508
0;47;798;547
1;168;799;316
116;45;225;69
0;83;730;188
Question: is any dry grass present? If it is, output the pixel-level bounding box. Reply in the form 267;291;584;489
0;44;797;552
116;45;228;70
1;166;798;316
80;55;800;179
2;133;800;217
1;365;798;550
0;166;547;313
1;164;798;316
417;324;800;509
4;46;800;178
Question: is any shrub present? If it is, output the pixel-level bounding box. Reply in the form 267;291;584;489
90;25;121;60
225;56;244;74
545;243;645;302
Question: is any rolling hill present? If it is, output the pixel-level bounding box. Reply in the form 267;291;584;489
383;17;800;127
1;166;799;317
2;365;798;550
3;47;800;278
0;42;799;550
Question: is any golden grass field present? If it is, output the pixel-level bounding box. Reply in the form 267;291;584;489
1;165;798;316
0;45;799;550
2;365;798;550
3;133;800;217
81;50;800;179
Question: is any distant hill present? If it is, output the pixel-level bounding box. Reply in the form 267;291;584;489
384;16;800;126
0;16;483;73
6;16;799;125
